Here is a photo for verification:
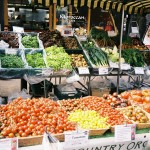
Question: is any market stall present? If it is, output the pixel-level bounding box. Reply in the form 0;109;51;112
0;0;150;150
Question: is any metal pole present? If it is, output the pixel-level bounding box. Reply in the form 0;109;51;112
117;6;125;93
44;79;46;98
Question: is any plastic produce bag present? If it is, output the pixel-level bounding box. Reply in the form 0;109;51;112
42;132;63;150
66;70;80;83
8;88;32;102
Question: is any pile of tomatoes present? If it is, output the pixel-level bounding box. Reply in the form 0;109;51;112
1;89;149;138
60;96;131;126
0;97;75;138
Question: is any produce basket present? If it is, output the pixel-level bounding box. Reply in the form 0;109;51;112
0;49;27;79
19;32;44;49
17;128;108;147
88;128;109;136
63;36;82;50
18;133;64;147
24;49;47;69
65;49;92;68
117;106;150;129
18;135;43;147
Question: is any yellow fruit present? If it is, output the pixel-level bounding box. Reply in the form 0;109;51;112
68;110;110;129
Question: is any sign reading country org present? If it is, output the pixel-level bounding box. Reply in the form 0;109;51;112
63;135;149;150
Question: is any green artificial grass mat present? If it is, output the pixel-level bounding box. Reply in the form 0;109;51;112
89;128;150;139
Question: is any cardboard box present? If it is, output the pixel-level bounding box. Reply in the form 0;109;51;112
91;88;110;97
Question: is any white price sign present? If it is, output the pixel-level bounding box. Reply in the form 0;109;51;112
64;130;89;147
0;138;18;150
134;67;144;74
5;49;17;55
109;61;119;68
121;64;131;70
78;67;89;74
115;124;136;142
99;68;108;75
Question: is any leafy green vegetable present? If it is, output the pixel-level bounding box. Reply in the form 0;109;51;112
86;47;109;67
90;27;109;40
122;49;145;67
0;55;24;68
26;53;46;68
45;46;72;71
81;38;95;49
22;35;39;48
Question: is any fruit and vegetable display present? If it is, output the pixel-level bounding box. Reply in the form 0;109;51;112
0;54;24;68
0;32;19;48
63;37;79;50
101;46;125;63
21;35;39;48
85;47;109;67
1;92;150;139
45;46;72;71
122;49;145;67
70;54;88;67
59;97;131;126
90;27;115;47
68;110;110;129
119;89;150;113
26;53;46;68
0;97;76;138
102;92;131;109
121;36;147;50
80;38;95;49
118;106;149;124
141;51;150;66
39;30;63;48
74;27;87;36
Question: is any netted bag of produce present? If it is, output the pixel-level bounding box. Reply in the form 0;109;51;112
19;32;44;49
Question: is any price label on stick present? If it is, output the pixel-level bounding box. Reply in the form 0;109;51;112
134;67;144;74
109;61;119;68
78;67;89;74
120;64;131;70
99;67;108;75
64;130;89;147
5;49;17;55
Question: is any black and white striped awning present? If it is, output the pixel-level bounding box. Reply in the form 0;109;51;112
125;0;150;14
48;0;123;12
8;0;150;14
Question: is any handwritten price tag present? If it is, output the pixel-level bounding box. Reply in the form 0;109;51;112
99;68;108;75
5;49;17;55
115;124;136;142
120;64;131;70
64;130;89;147
134;67;144;74
78;67;90;74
